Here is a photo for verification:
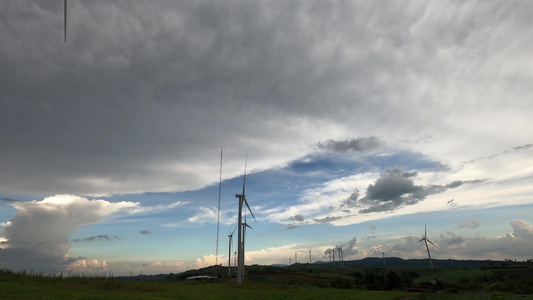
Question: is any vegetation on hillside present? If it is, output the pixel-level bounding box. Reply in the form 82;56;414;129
1;261;532;299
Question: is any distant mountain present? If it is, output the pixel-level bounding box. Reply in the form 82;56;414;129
115;258;510;281
316;257;507;268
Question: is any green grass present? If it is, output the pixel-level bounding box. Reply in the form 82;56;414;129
0;276;414;299
1;264;532;299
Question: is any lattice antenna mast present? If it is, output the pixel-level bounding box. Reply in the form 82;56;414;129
215;149;223;270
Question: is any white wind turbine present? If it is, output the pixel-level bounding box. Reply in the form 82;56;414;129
227;226;236;276
235;158;256;284
337;245;344;268
417;224;438;268
241;213;253;276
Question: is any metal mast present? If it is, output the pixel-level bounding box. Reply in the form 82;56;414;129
215;149;223;270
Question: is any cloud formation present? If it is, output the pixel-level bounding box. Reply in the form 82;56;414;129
316;137;381;153
0;195;137;272
72;235;120;242
353;168;480;213
1;1;530;198
457;220;480;229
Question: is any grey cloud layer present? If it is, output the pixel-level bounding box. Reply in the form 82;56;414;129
1;1;532;195
316;137;381;153
347;168;480;213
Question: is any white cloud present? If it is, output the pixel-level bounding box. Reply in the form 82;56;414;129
0;195;138;272
511;219;533;239
264;172;377;225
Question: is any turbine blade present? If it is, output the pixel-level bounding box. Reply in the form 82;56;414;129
417;238;425;243
242;155;247;196
243;198;256;221
244;223;253;230
231;226;237;235
427;239;438;248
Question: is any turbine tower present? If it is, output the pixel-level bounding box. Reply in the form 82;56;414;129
242;213;253;276
417;224;438;268
235;157;256;284
337;245;344;268
382;251;386;266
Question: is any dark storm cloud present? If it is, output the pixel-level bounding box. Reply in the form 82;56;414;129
3;0;400;195
1;0;531;198
351;168;481;213
316;137;381;153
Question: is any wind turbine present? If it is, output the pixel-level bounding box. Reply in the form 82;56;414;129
417;224;438;268
228;226;236;276
235;157;256;284
242;213;253;277
337;245;344;268
382;251;386;266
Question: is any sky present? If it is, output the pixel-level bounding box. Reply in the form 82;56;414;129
1;0;532;276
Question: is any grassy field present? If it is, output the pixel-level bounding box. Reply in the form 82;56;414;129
1;263;532;299
0;271;412;299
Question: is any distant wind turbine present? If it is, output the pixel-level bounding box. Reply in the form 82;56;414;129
235;157;256;284
227;226;236;276
382;251;386;266
417;224;438;268
337;245;344;268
